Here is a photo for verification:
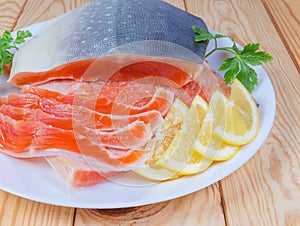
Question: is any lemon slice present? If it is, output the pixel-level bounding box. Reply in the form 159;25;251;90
134;139;178;180
158;95;212;175
191;95;208;118
193;139;239;161
150;99;188;161
192;92;240;161
134;164;179;181
133;99;188;180
180;152;212;175
214;79;260;145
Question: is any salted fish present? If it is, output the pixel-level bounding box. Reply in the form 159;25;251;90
2;0;233;188
9;0;208;85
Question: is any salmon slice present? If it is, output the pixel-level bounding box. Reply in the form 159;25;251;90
9;56;201;88
111;88;174;116
20;85;174;116
18;61;230;105
0;104;73;130
1;89;164;132
0;109;152;152
10;58;212;105
23;81;146;101
195;61;231;100
74;120;152;150
35;79;197;106
9;0;208;84
0;101;163;132
74;106;163;132
0;112;78;153
50;87;173;116
0;112;147;169
46;156;119;188
71;132;145;170
0;93;39;108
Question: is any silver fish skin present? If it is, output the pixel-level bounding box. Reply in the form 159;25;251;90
10;0;208;77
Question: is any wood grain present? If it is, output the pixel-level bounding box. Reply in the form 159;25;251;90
74;184;225;226
164;0;185;10
0;0;26;33
0;192;74;226
14;0;92;29
262;0;300;72
14;0;184;30
185;0;300;225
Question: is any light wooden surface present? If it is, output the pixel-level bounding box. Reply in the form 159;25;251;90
0;0;299;225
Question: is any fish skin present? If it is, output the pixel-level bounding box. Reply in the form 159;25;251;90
9;0;208;79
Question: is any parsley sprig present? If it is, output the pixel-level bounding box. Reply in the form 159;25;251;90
0;30;32;75
192;26;273;93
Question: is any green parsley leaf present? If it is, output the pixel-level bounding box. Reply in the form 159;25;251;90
219;57;240;84
214;34;226;38
192;26;213;41
242;43;260;53
0;29;32;75
192;26;273;93
15;30;32;44
240;44;273;66
236;62;258;92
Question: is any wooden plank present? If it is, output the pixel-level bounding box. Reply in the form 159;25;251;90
262;0;300;72
74;184;225;226
0;192;75;226
185;0;300;225
164;0;185;10
14;0;184;30
14;0;92;29
0;0;26;33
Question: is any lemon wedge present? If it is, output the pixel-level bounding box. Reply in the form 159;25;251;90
214;79;260;145
192;91;240;161
135;79;260;180
193;139;239;161
133;99;188;180
134;166;179;181
158;95;213;175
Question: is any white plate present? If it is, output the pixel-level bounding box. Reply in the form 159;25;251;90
0;22;276;208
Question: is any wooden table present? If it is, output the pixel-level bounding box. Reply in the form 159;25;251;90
0;0;299;225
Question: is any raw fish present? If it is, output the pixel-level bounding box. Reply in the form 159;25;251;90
0;112;146;171
19;85;174;116
1;0;232;188
46;156;118;188
9;0;208;83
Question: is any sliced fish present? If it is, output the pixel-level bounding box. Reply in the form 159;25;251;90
9;0;208;86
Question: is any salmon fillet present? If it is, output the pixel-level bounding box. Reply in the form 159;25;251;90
2;0;233;188
46;156;119;188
